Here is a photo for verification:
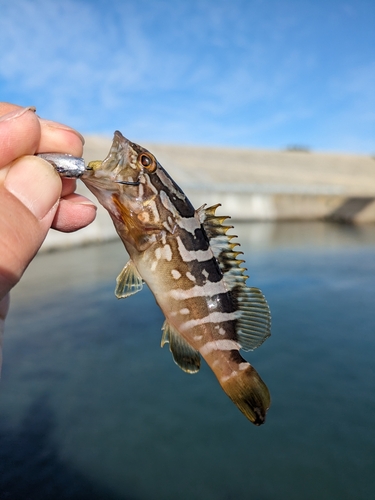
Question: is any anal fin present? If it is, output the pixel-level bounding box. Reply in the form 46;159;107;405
161;320;201;374
115;260;143;298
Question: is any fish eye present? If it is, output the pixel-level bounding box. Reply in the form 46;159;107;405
139;153;157;172
140;154;151;166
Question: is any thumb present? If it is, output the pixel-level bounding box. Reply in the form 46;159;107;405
0;293;9;373
0;155;62;298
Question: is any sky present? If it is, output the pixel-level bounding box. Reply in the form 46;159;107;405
0;0;374;153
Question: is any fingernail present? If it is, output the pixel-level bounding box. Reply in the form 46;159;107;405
0;106;36;123
74;197;97;207
63;193;97;207
41;119;85;145
4;156;61;220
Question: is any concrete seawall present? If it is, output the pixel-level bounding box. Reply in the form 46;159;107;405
41;136;375;251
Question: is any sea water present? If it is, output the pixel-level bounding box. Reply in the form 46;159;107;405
0;222;374;500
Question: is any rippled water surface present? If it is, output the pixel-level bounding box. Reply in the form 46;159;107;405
1;222;374;500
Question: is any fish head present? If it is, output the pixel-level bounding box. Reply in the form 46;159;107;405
82;130;162;215
82;130;158;192
81;131;193;251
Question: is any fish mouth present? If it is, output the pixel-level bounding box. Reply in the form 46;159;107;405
83;163;141;187
116;179;140;186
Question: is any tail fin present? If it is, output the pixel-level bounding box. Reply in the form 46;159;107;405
220;364;270;425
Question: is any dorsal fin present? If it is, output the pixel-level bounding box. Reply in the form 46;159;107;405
198;204;271;350
198;204;247;285
234;286;271;350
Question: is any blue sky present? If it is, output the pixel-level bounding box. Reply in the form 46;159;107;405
1;0;374;153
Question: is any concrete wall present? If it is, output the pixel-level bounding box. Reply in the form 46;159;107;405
40;137;375;251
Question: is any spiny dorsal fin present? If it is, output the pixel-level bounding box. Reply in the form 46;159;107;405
199;204;271;350
161;320;201;374
115;260;143;298
199;204;248;285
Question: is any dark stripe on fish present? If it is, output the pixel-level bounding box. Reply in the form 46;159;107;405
229;350;245;364
149;173;195;218
177;226;210;252
217;320;238;339
210;292;238;314
189;258;223;285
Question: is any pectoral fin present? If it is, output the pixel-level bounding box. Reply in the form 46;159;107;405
161;320;201;374
115;260;143;298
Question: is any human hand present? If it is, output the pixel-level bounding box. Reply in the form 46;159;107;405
0;103;97;368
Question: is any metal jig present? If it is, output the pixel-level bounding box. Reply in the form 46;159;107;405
36;153;86;178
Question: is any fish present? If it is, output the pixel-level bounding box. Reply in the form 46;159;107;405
81;131;271;425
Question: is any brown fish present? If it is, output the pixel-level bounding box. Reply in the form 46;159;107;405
81;131;271;425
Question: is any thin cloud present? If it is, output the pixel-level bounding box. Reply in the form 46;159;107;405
0;0;373;153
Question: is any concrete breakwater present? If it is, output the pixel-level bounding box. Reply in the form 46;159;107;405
41;136;375;251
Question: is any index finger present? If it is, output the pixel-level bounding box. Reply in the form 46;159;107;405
38;118;85;157
0;106;41;169
0;103;85;169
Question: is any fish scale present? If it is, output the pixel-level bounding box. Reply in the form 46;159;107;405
82;131;271;425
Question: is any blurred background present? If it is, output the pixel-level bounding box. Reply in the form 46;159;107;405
1;1;375;499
